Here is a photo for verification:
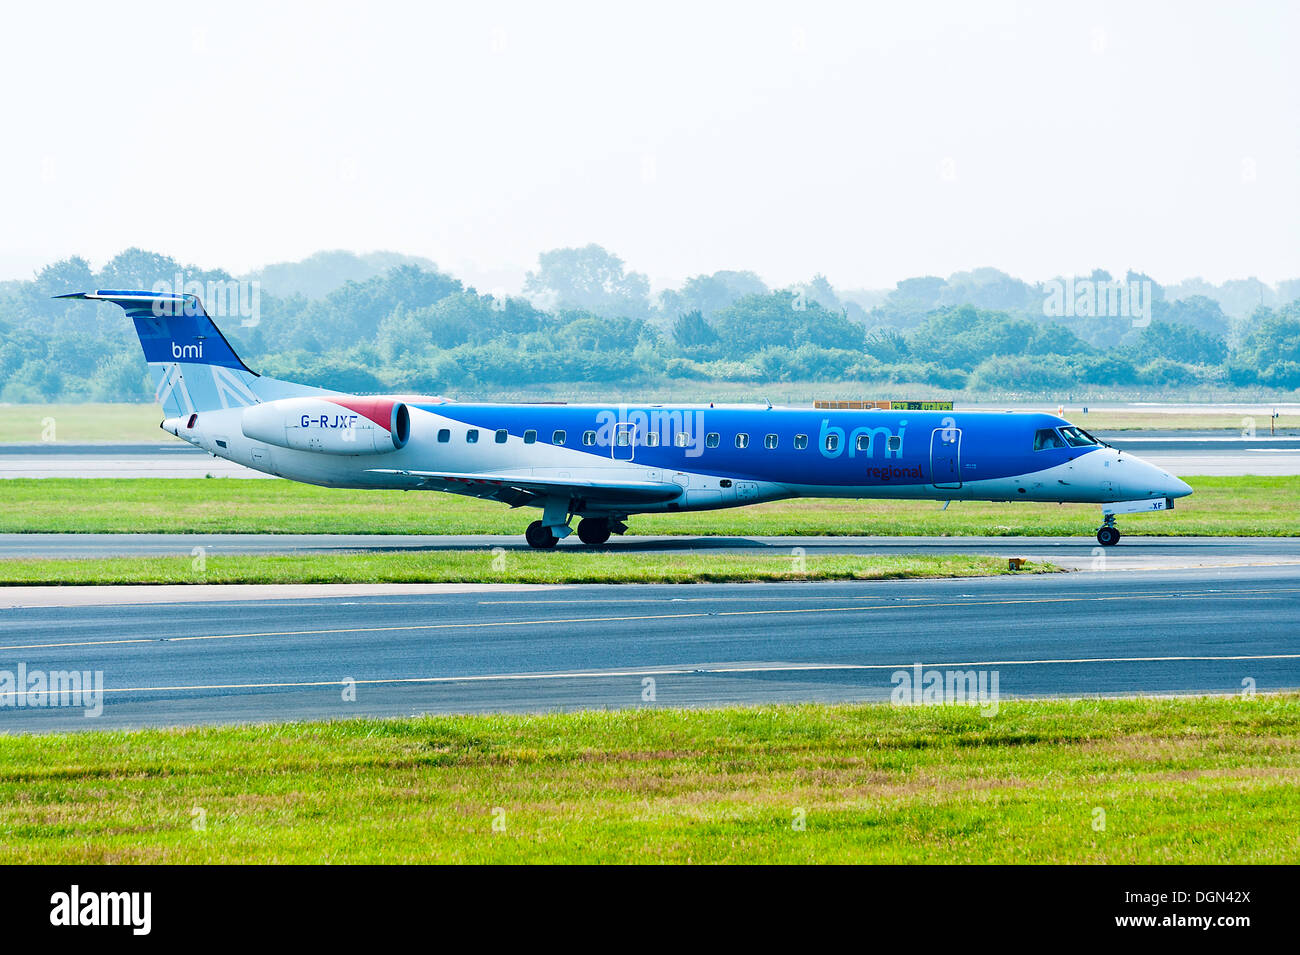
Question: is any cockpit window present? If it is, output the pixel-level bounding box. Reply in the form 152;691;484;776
1058;426;1101;448
1033;428;1065;451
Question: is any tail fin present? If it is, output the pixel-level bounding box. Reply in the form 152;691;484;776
57;290;321;416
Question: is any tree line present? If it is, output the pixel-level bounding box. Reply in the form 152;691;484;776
1;245;1297;402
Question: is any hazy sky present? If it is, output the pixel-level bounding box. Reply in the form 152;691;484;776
3;0;1297;292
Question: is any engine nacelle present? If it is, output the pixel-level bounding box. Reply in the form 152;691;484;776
241;396;410;455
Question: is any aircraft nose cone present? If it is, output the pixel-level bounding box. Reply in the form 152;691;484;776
1124;453;1192;500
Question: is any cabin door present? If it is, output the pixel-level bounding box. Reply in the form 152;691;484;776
929;428;962;489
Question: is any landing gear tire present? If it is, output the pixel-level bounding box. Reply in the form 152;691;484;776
577;517;611;546
525;520;559;549
1097;525;1121;547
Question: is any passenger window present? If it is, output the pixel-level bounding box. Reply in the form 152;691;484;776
466;429;479;443
583;431;596;446
552;430;566;445
706;433;720;448
1033;428;1063;451
645;430;660;447
616;430;631;446
524;430;536;444
735;433;749;449
794;434;808;449
825;433;839;452
674;432;689;447
437;428;450;443
855;434;870;452
495;429;508;444
764;434;778;449
888;435;901;452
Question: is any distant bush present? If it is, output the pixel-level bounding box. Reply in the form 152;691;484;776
664;357;709;380
969;355;1073;391
1138;359;1200;387
1069;353;1138;385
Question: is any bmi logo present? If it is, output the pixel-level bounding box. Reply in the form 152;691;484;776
171;340;203;360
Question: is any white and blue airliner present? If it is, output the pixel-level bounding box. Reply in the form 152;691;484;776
60;290;1192;548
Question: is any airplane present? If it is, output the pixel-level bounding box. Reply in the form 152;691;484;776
59;289;1192;548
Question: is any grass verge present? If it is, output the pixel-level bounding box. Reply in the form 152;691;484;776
0;403;179;444
0;695;1295;863
0;475;1293;536
0;552;1049;586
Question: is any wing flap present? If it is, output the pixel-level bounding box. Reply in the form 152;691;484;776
366;469;683;504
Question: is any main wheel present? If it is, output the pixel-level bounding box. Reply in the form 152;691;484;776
1097;525;1121;547
577;517;611;546
525;520;559;549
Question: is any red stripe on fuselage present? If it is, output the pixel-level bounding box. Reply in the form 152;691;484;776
328;396;394;430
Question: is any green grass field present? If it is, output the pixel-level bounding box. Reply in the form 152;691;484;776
1;695;1295;863
0;475;1292;536
0;551;1045;586
0;403;178;444
2;402;1296;444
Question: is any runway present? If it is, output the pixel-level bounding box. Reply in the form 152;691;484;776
5;532;1300;572
3;432;1300;477
1;565;1297;731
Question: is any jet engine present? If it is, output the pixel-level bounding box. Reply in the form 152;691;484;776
241;396;410;454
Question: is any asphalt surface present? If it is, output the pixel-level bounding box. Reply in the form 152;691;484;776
4;532;1300;572
2;566;1297;732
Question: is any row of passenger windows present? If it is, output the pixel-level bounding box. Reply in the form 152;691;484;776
433;427;901;452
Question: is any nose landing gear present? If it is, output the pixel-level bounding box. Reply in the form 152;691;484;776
1096;514;1121;547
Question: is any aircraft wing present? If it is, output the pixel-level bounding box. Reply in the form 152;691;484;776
364;469;683;508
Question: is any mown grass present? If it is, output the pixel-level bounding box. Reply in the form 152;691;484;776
0;476;1293;536
0;695;1295;863
0;552;1046;585
0;403;178;444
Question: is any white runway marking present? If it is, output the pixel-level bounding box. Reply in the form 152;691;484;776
2;587;1296;652
16;650;1291;700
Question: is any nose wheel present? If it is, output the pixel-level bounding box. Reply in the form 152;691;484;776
1096;515;1121;547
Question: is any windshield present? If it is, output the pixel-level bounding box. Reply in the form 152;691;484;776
1059;426;1101;447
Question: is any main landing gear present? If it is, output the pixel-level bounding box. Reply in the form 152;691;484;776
577;517;611;546
525;516;625;549
1096;514;1122;547
525;520;559;549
